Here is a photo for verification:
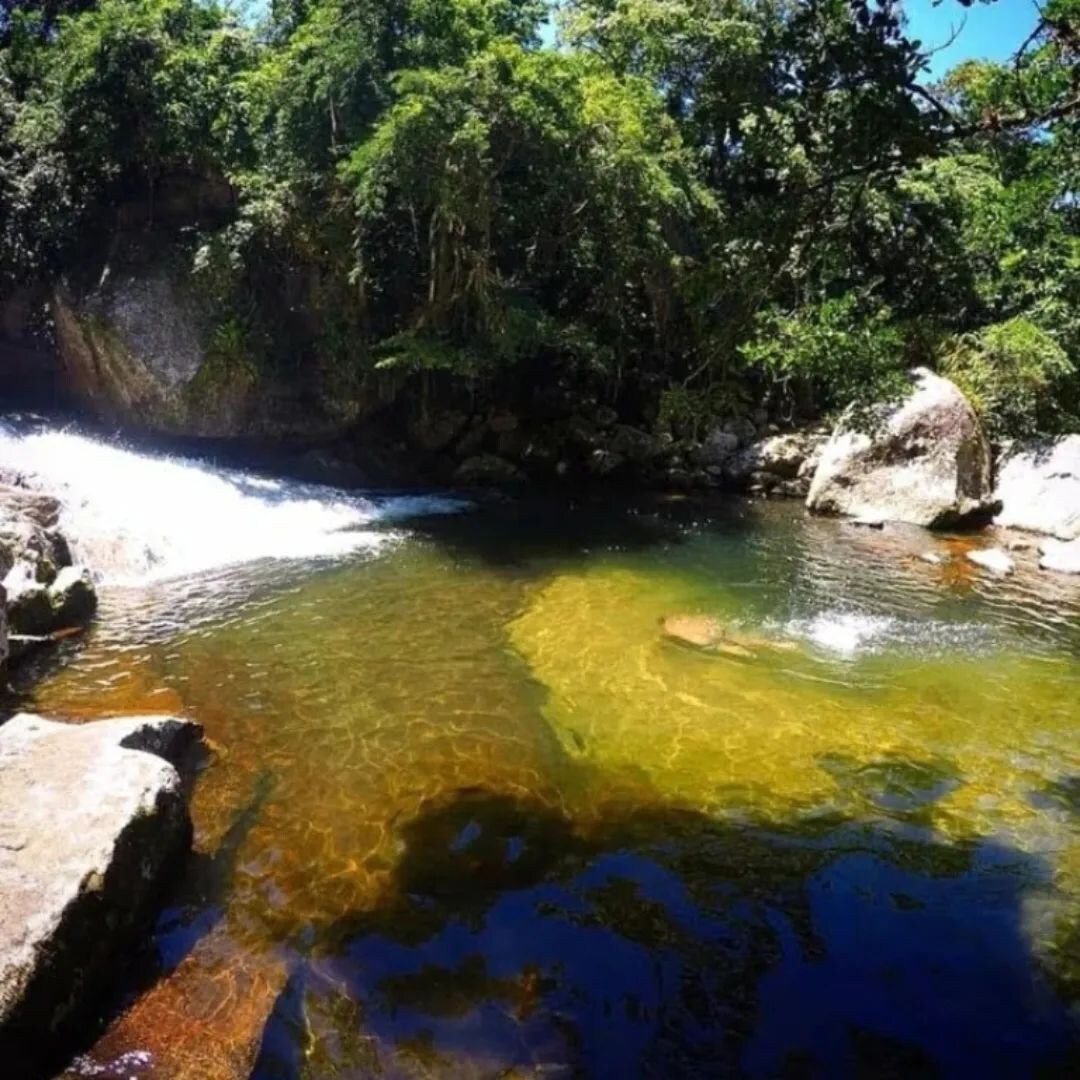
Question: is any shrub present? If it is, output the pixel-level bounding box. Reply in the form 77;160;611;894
941;317;1075;438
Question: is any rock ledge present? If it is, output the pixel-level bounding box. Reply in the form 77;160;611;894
0;714;201;1070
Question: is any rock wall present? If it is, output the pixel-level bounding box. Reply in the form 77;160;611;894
51;276;253;438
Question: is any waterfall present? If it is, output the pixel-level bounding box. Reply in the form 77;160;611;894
0;420;463;585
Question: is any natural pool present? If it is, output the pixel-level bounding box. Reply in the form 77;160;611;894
20;486;1080;1077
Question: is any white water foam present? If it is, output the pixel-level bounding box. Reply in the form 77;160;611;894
0;423;465;585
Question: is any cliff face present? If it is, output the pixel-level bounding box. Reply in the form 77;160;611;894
51;272;253;438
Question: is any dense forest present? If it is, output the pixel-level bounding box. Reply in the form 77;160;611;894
1;0;1078;449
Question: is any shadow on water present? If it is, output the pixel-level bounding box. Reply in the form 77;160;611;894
407;490;758;572
247;781;1078;1079
26;772;276;1080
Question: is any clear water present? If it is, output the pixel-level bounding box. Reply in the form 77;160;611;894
7;432;1079;1078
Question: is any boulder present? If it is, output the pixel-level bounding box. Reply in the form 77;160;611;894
49;565;97;627
608;425;664;465
721;429;828;496
4;563;96;637
806;369;997;529
994;436;1080;540
1039;538;1080;575
0;714;201;1069
696;429;740;467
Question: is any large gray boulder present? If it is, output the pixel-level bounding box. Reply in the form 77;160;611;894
807;369;996;528
994;435;1080;540
0;714;201;1068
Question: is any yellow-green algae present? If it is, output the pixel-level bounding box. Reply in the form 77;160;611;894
24;498;1080;1077
509;559;1080;840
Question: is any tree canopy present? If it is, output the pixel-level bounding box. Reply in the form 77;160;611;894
2;0;1078;435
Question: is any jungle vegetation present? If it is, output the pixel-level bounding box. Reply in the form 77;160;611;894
1;0;1078;435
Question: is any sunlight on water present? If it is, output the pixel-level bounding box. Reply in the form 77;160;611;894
12;475;1079;1078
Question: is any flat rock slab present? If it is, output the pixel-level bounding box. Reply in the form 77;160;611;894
0;714;201;1070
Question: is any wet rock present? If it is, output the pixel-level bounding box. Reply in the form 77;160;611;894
4;563;96;637
588;449;626;478
696;429;740;467
454;455;526;486
807;369;997;529
994;435;1080;540
5;576;54;637
0;485;70;587
721;429;828;497
49;566;97;626
1039;538;1080;575
751;432;818;480
663;467;693;491
609;425;662;464
0;714;201;1069
966;548;1015;576
408;410;468;453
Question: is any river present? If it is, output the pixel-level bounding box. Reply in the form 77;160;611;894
3;422;1078;1077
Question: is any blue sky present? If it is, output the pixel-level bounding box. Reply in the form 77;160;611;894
904;0;1042;78
242;0;1043;80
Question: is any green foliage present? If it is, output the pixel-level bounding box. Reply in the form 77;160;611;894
1;0;1078;438
942;317;1076;437
342;41;700;369
741;295;908;413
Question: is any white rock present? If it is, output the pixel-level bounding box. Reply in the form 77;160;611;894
966;548;1015;575
807;369;996;528
1039;538;1080;575
994;435;1080;539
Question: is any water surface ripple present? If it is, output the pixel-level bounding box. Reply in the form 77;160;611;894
13;481;1079;1078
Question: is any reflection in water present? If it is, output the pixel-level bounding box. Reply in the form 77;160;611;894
21;495;1080;1077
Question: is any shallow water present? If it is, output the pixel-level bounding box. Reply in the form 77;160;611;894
18;485;1080;1077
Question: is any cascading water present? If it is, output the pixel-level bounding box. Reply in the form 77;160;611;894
0;419;464;585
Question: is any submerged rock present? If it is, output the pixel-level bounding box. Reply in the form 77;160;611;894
660;614;797;659
807;369;997;529
0;714;201;1070
994;436;1080;540
966;548;1015;576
